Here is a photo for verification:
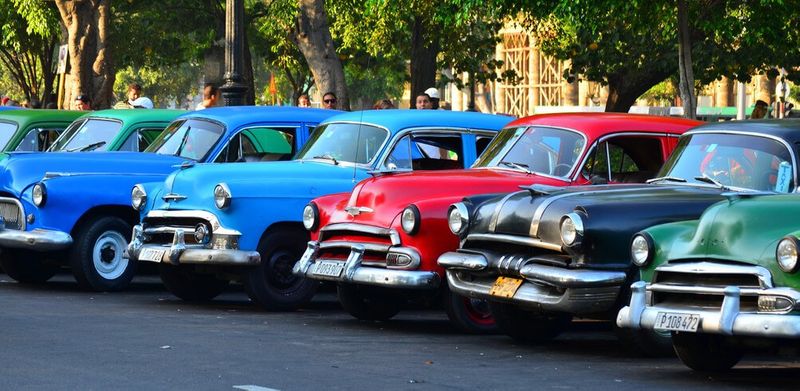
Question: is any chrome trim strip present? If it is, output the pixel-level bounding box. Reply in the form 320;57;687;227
437;251;488;271
162;193;188;201
465;233;562;252
488;191;521;233
143;210;241;236
0;228;72;251
319;240;391;253
0;197;26;231
653;261;773;289
519;263;627;288
319;223;401;245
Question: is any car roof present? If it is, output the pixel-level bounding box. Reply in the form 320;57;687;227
0;109;85;127
321;110;513;131
177;106;339;128
506;112;702;135
686;119;800;143
81;109;186;123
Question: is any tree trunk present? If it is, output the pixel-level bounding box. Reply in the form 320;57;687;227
677;0;696;119
293;0;349;110
56;0;114;109
605;68;674;112
409;14;439;108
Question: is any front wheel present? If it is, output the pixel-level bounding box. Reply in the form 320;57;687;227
244;230;318;311
489;301;571;343
337;284;401;321
672;331;742;371
0;249;59;284
69;216;136;291
159;264;229;302
444;289;497;334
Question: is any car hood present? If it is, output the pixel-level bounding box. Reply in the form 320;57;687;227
467;184;728;266
154;160;367;211
0;151;186;196
331;168;566;227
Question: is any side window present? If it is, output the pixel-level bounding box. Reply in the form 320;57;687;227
216;127;296;163
475;135;493;157
583;136;664;183
139;128;164;151
385;132;464;171
16;128;63;151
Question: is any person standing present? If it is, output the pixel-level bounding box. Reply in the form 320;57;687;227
127;83;154;109
424;87;440;109
415;93;432;109
297;94;311;108
322;92;338;109
195;83;219;110
75;95;92;110
751;99;769;119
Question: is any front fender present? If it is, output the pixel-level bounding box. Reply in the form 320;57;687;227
308;192;351;240
393;196;466;273
638;219;701;282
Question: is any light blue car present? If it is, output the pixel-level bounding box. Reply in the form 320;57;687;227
128;110;513;309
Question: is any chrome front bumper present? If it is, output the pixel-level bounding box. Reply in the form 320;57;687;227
0;228;72;251
127;224;260;266
439;250;627;315
292;241;441;289
617;281;800;338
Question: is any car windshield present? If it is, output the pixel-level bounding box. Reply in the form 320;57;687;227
49;118;122;152
473;126;586;177
296;122;388;165
0;122;17;150
657;133;795;192
145;118;224;161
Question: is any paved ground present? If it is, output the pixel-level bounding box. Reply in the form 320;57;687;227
1;273;799;390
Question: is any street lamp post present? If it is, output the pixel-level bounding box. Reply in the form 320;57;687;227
220;0;247;106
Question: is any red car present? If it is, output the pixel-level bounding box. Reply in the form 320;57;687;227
294;113;702;332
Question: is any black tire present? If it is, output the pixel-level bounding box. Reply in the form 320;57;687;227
159;264;229;301
672;331;743;372
69;216;135;292
243;229;318;311
337;283;401;321
0;249;58;284
444;289;497;334
489;301;571;343
613;286;674;356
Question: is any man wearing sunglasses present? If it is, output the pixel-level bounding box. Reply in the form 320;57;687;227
322;91;338;110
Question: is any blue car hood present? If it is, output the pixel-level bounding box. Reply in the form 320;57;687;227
0;152;188;196
155;160;366;211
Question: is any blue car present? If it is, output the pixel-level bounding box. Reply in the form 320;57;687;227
0;106;335;291
128;110;513;309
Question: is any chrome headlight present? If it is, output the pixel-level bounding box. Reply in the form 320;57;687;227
214;183;231;209
776;237;799;273
303;203;319;231
448;202;469;235
32;182;47;206
401;205;420;235
131;184;147;211
631;233;654;267
559;212;584;246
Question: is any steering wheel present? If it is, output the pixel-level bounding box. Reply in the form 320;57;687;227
553;163;573;177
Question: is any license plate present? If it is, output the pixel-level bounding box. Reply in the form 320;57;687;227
654;312;701;332
489;276;524;298
139;248;166;263
314;261;344;278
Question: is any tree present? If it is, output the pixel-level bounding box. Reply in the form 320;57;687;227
0;0;60;106
677;0;696;119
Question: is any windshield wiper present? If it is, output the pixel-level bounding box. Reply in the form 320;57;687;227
500;161;532;174
313;154;339;165
694;175;730;191
646;175;687;184
66;141;106;152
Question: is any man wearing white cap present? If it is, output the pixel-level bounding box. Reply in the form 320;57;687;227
424;87;440;109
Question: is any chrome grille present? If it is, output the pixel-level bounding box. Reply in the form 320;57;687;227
0;197;24;230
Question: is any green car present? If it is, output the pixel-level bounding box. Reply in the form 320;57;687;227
618;193;800;371
0;109;84;152
48;109;184;152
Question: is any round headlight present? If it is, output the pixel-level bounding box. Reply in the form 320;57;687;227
131;184;147;211
214;183;231;209
32;182;47;207
777;237;799;273
303;203;319;231
194;223;210;244
631;234;653;267
559;212;584;246
448;203;469;235
401;205;420;235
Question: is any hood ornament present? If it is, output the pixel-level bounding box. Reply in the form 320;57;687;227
163;193;187;202
345;206;373;217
